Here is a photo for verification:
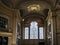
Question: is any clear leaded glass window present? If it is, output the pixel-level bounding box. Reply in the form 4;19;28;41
30;21;38;39
0;16;8;29
0;16;8;32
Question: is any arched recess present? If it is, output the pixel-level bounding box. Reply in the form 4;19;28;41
18;1;53;45
18;0;51;18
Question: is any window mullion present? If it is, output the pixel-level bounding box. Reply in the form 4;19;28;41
38;26;39;39
29;26;30;39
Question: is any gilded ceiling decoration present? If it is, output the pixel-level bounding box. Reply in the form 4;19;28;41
27;4;41;12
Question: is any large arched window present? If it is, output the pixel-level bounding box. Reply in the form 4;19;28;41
30;21;38;39
23;21;44;39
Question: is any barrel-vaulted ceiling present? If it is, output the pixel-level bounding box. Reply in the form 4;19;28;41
0;0;60;20
1;0;59;8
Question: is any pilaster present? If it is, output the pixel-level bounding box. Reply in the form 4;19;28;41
52;10;57;45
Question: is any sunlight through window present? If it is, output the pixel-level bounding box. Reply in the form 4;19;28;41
24;21;44;39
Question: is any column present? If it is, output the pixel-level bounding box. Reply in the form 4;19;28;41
52;10;57;45
12;16;17;45
8;37;12;45
12;10;18;45
21;20;24;45
44;21;47;45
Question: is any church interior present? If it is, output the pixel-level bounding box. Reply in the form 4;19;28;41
0;0;60;45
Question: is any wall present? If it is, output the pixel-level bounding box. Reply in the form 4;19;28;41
47;9;60;45
0;2;21;45
19;39;44;45
56;10;60;45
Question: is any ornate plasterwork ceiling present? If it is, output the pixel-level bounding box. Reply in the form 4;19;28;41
19;1;50;19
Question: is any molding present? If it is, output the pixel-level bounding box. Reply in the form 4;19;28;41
0;32;12;37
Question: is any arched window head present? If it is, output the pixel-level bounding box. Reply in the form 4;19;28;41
30;21;38;26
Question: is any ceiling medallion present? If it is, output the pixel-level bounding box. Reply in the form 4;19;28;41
27;4;41;12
